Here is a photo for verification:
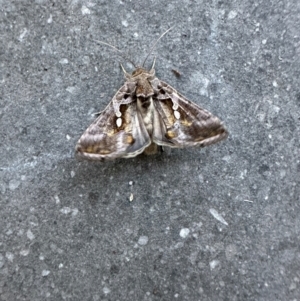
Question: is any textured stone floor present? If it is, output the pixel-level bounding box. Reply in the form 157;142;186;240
1;1;299;300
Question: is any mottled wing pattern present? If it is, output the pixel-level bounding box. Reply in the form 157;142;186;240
75;88;151;161
152;81;228;148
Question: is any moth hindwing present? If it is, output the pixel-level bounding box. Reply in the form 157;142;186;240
75;60;228;161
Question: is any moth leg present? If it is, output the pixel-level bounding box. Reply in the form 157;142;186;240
143;143;158;155
93;110;104;117
160;145;171;154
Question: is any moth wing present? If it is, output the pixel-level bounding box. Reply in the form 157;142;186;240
76;89;151;161
152;81;228;148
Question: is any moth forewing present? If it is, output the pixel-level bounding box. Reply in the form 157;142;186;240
152;80;228;148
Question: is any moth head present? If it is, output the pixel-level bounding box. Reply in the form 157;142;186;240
131;66;155;78
129;56;156;79
121;65;155;81
131;67;147;76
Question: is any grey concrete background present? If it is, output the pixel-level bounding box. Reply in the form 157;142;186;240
1;0;299;300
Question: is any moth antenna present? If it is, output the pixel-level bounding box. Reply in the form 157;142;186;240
142;25;175;67
93;39;137;68
120;63;131;77
150;57;156;70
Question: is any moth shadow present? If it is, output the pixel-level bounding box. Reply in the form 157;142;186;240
73;146;213;186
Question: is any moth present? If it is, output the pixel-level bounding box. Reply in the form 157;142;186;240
76;29;228;161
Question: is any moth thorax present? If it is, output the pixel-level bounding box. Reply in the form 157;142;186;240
136;80;154;97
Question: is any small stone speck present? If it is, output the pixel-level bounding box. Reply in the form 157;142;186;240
138;236;149;245
228;11;237;20
209;208;228;226
103;287;111;294
60;207;71;214
6;252;14;262
27;229;35;240
19;28;28;42
20;249;30;256
129;193;134;202
59;58;68;64
70;170;75;178
9;179;20;191
6;229;13;235
42;270;50;277
225;244;237;260
47;14;53;24
81;6;91;15
72;208;79;216
122;20;128;27
66;86;76;94
179;228;190;238
209;260;220;269
82;56;90;65
54;195;60;204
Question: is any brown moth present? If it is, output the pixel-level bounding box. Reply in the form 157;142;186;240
75;29;228;161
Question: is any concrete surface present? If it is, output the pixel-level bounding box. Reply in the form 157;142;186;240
1;1;299;300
